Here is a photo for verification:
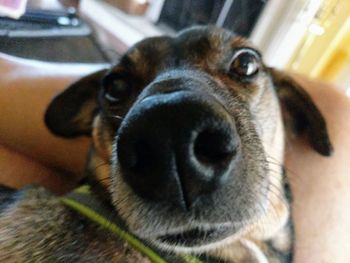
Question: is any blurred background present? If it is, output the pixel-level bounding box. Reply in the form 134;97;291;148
0;0;349;95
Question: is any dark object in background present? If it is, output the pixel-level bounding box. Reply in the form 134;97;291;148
158;0;267;37
0;8;112;63
0;37;108;63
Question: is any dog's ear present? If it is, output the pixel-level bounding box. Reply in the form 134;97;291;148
45;69;108;138
270;68;333;156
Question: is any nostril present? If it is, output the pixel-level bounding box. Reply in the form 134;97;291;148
194;129;237;165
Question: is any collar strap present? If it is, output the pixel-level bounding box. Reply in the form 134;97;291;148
61;185;207;263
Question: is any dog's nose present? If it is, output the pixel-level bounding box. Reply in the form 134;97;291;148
117;91;240;210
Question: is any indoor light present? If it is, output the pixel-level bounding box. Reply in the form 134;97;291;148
309;23;325;35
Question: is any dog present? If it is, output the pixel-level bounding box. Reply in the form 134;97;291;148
0;26;332;262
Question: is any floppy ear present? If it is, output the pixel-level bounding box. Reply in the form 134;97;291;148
45;69;108;138
270;68;333;156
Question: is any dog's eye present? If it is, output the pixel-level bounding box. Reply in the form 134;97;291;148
103;77;131;104
230;49;260;77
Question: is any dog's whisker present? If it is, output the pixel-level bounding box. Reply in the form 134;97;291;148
108;115;124;120
246;190;286;237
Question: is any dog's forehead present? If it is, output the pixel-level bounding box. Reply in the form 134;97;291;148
118;27;252;76
173;26;249;54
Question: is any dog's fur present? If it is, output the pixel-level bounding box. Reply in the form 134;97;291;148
0;27;332;262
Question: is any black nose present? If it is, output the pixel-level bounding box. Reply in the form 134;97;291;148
117;91;240;210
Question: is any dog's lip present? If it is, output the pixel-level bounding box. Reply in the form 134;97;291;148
152;224;235;247
158;227;215;243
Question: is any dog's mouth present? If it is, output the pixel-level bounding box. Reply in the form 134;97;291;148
151;224;237;249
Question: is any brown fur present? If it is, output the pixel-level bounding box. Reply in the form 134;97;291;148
0;187;150;262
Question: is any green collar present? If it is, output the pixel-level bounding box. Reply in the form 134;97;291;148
61;185;221;263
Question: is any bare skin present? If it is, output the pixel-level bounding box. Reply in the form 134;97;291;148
0;53;349;262
285;76;350;263
0;53;105;192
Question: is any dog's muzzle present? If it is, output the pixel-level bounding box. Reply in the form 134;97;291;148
117;80;241;211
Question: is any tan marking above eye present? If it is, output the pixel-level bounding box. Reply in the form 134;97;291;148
127;48;141;63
